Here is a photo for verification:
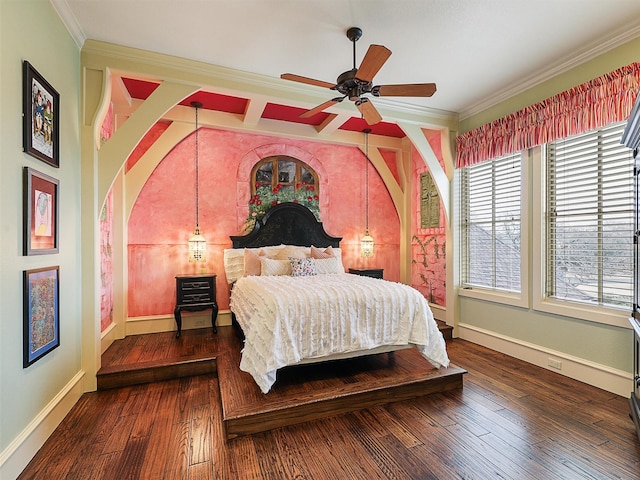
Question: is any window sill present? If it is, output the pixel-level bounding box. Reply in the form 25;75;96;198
458;286;529;309
533;297;631;329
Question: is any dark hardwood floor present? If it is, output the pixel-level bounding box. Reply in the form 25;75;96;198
19;327;640;479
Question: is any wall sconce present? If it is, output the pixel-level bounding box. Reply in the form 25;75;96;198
188;101;206;263
361;128;374;258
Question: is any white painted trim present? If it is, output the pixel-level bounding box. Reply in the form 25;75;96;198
430;303;446;323
458;323;632;397
49;0;86;49
0;370;85;480
100;321;118;354
125;311;233;336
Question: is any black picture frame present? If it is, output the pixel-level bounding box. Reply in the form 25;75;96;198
23;266;60;367
24;167;59;255
23;61;59;167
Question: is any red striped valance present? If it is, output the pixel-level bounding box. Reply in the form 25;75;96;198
456;62;640;168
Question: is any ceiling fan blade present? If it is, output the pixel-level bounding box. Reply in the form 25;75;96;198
355;98;383;125
299;97;344;118
374;83;437;97
355;44;392;83
281;73;336;89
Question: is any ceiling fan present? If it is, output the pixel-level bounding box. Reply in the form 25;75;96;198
281;26;436;125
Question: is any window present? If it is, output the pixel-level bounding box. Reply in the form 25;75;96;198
252;156;318;197
460;152;522;293
247;156;320;228
545;122;634;310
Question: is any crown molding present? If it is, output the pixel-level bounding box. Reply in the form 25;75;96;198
460;22;640;120
49;0;86;49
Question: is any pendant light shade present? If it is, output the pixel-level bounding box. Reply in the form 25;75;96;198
188;226;206;263
361;231;374;258
188;101;206;263
361;128;374;257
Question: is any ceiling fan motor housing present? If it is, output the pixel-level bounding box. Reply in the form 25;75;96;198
334;68;373;101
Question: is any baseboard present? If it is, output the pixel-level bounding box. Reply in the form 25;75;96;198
0;370;85;480
125;310;233;336
430;304;446;322
458;323;632;397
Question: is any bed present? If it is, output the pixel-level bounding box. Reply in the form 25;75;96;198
226;202;450;393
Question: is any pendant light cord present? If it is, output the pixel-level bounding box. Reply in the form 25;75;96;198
193;102;200;229
364;128;370;232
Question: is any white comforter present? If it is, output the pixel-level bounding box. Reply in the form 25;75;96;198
230;273;450;393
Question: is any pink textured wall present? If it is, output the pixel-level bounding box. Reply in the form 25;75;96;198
100;173;114;331
100;107;114;332
411;132;447;306
127;128;401;316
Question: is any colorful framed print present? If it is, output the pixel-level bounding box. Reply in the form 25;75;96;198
24;167;59;255
23;61;59;167
23;266;60;367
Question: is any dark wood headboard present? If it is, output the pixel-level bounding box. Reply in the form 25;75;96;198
231;202;341;249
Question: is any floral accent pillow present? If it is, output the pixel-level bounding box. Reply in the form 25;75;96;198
289;257;318;277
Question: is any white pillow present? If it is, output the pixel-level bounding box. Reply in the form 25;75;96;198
260;257;292;276
224;245;288;282
314;256;345;275
223;248;245;284
273;245;309;260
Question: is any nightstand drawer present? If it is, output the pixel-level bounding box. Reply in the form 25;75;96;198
182;292;212;304
181;280;211;290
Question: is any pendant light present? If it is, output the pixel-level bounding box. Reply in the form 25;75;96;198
361;128;374;258
188;101;206;263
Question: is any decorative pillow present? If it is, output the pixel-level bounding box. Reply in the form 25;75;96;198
289;257;318;277
243;248;265;276
314;256;345;275
273;245;309;260
223;248;245;284
260;257;292;276
310;245;334;259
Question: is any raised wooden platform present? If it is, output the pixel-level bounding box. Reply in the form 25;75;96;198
99;324;464;439
218;330;465;439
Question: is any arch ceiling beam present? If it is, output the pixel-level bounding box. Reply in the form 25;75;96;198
98;80;198;205
397;122;452;224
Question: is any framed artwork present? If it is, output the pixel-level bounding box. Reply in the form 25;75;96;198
24;167;59;255
23;266;60;367
23;61;59;167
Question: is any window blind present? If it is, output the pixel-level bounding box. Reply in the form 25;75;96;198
546;122;634;309
461;152;522;292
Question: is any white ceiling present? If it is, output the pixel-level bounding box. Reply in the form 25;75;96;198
53;0;640;119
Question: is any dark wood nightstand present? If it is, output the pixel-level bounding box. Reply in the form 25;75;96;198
348;268;384;279
174;274;218;338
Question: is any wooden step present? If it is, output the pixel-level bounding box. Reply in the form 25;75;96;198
437;320;453;340
97;354;216;390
